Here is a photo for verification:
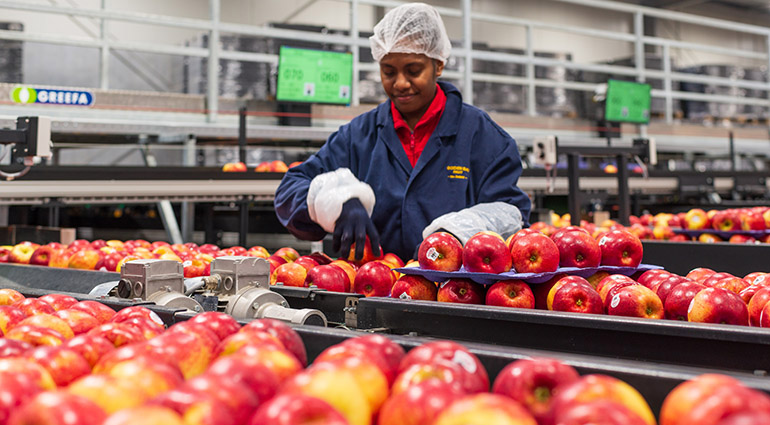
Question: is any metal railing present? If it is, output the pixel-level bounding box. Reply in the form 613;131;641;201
0;0;768;126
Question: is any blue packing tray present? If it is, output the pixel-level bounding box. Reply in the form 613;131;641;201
394;263;664;286
672;228;770;240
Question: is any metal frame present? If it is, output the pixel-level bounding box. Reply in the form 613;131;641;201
0;0;767;128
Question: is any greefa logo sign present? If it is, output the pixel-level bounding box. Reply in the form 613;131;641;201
11;86;94;106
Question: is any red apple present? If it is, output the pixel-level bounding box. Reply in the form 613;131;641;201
717;411;770;425
510;233;560;273
353;261;396;297
16;314;74;340
0;246;12;263
728;234;757;244
341;334;405;385
149;388;235;425
0;338;31;358
747;286;770;327
38;294;78;312
654;275;691;304
67;249;104;270
188;311;241;341
29;246;56;267
659;374;770;425
741;210;766;231
702;272;736;287
64;334;115;368
432;393;537;425
438;279;484;305
598;230;643;267
549;374;656;425
53;309;100;335
0;288;25;306
686;267;717;284
664;282;707;321
507;228;541;249
0;372;45;423
398;340;489;394
345;236;384;266
553;400;649;425
492;357;579;423
688;287;749;326
7;390;108;425
249;393;349;425
314;343;392;388
381;253;405;269
551;279;603;314
294;256;319;272
0;305;26;334
713;277;750;295
13;298;55;316
606;285;664;319
69;301;115;324
305;264;350;292
5;325;65;347
270;262;308;287
28;345;91;386
698;233;723;243
391;274;438;301
205;354;281;403
418;232;463;272
485;280;535;309
636;269;671;289
107;357;184;399
86;323;145;347
9;242;40;264
272;247;299;262
551;228;601;268
378;380;465;425
111;306;165;327
744;272;768;286
278;364;371;425
712;210;740;231
684;208;710;230
596;274;637;303
239;318;307;367
462;232;512;273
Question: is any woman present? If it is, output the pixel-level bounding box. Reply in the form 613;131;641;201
274;2;531;262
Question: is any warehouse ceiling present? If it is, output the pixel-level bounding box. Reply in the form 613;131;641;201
636;0;770;13
616;0;770;25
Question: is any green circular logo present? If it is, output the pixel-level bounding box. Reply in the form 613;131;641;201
11;87;36;104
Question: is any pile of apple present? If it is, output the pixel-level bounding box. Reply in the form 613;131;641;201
269;239;408;297
392;227;770;327
0;239;303;278
221;160;301;173
632;207;770;244
1;287;769;425
392;227;640;305
532;208;770;244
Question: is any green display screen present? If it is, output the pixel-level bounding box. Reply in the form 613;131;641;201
276;46;353;105
604;79;651;124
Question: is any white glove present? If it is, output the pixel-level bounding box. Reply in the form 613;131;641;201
307;168;375;233
422;202;523;245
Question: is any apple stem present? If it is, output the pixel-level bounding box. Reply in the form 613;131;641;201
534;386;551;402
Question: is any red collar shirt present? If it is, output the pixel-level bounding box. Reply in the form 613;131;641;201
390;84;447;168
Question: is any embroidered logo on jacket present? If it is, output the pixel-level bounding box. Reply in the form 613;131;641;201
447;166;469;180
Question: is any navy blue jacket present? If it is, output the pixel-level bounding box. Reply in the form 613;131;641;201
274;81;531;261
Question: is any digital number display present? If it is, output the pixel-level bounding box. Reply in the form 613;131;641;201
276;46;352;105
604;79;652;124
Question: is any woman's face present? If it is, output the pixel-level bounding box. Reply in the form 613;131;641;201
379;53;444;122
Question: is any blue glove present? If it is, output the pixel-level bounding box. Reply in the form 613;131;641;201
333;198;381;260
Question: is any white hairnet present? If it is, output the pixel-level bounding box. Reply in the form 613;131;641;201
369;2;452;64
